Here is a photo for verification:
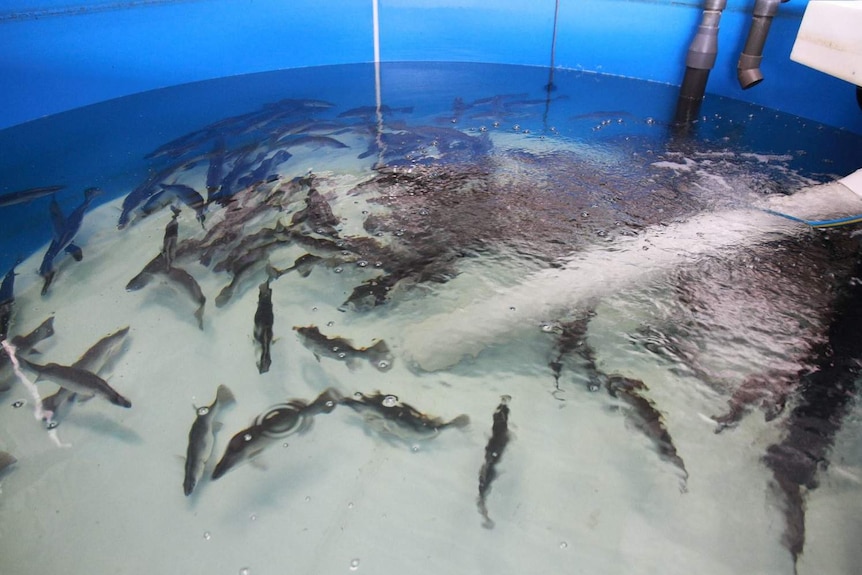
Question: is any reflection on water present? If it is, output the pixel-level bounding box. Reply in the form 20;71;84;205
0;63;861;575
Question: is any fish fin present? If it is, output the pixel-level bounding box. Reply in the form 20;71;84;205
215;384;236;407
76;392;96;403
447;414;471;429
249;458;269;471
65;244;83;262
345;357;361;371
212;421;223;432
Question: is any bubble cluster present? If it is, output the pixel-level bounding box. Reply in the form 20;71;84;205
349;559;360;571
382;395;398;407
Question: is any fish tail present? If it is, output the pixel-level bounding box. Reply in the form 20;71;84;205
215;384;236;407
366;340;393;371
477;496;495;529
447;414;471;429
265;263;283;281
195;303;205;330
312;388;342;414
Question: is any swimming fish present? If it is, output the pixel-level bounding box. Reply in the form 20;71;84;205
211;388;340;480
603;374;688;490
342;391;470;441
0;185;65;208
478;395;511;529
22;359;132;408
293;325;393;371
289;187;340;236
166;267;207;330
0;259;20;341
184;384;236;495
39;187;100;295
40;326;130;427
266;253;321;280
159;184;206;228
253;280;274;374
1;317;56;392
546;310;600;396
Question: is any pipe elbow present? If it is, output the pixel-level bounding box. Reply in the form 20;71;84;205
737;0;786;89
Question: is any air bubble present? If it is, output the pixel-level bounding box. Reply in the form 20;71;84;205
203;531;212;541
581;211;589;218
283;442;289;448
411;444;420;453
327;321;335;327
249;513;258;522
349;559;360;571
338;352;347;359
312;306;318;311
11;400;24;408
305;496;311;502
509;306;516;311
357;260;369;268
559;541;568;549
47;420;59;430
377;360;390;370
197;406;209;416
334;267;343;274
512;124;520;132
382;395;398;407
243;433;253;442
540;323;554;333
239;568;250;575
347;502;354;509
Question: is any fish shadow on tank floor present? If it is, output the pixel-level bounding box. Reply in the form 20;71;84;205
57;411;143;444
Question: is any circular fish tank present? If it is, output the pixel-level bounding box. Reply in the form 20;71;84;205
1;3;861;575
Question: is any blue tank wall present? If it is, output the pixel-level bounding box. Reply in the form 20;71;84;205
1;0;859;132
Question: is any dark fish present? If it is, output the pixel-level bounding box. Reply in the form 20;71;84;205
125;253;168;291
478;395;511;529
0;451;16;476
118;163;183;228
546;310;600;396
266;253;321;280
22;359;131;408
165;267;206;330
39;187;100;295
0;259;20;341
253;280;274;374
342;391;469;441
205;139;227;200
235;149;292;190
162;206;181;270
293;325;393;371
761;251;862;571
289;188;340;236
211;388;340;480
184;384;236;495
159;184;206;228
0;185;65;208
603;374;688;489
1;317;56;392
214;246;274;308
40;326;130;427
